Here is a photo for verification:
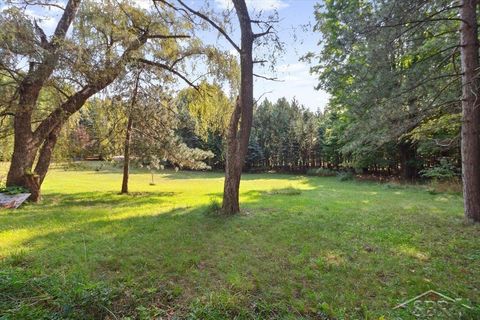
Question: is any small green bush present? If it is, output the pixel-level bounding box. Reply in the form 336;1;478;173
306;168;337;177
0;185;30;195
420;158;459;181
204;198;222;216
337;171;354;181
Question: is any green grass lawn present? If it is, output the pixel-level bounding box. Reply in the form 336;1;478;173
0;163;479;319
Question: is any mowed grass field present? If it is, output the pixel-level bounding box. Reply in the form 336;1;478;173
0;162;479;319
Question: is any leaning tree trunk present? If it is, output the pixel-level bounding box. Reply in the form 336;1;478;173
26;125;63;202
6;38;146;201
460;0;480;223
6;0;81;198
221;0;254;215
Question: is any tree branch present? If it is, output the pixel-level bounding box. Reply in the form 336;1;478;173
146;34;190;39
253;25;273;39
155;0;241;53
137;58;199;90
34;20;50;49
253;73;282;81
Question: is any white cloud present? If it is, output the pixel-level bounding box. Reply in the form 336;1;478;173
276;62;313;83
215;0;288;12
228;48;239;57
277;62;308;73
130;0;151;10
24;8;61;35
254;61;330;111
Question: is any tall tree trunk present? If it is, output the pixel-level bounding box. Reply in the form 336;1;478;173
460;0;480;222
399;142;417;181
120;72;140;194
221;0;254;214
223;99;242;213
121;115;133;194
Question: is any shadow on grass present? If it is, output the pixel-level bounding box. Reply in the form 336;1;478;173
87;170;312;181
0;191;179;232
159;171;311;181
1;181;478;319
45;191;177;207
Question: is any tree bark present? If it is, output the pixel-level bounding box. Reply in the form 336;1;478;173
7;118;36;188
6;0;81;191
460;0;480;222
121;115;133;194
221;0;254;214
223;98;242;214
399;142;418;181
6;10;147;200
36;125;62;184
121;72;140;194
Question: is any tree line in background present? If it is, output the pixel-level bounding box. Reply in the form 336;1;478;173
0;85;461;183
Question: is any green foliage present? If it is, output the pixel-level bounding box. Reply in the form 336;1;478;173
251;98;322;170
421;158;460;181
0;185;29;195
336;171;354;181
306;168;337;177
177;82;233;141
246;139;265;169
205;198;222;216
308;0;462;176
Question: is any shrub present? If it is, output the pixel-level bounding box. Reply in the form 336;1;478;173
0;185;30;195
337;171;354;181
204;198;222;216
306;168;337;177
420;158;460;181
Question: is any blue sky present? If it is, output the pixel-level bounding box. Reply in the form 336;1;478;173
2;0;329;111
209;0;330;111
247;0;329;112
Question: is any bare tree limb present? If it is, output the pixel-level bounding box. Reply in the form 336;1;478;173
253;73;282;81
146;34;190;39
